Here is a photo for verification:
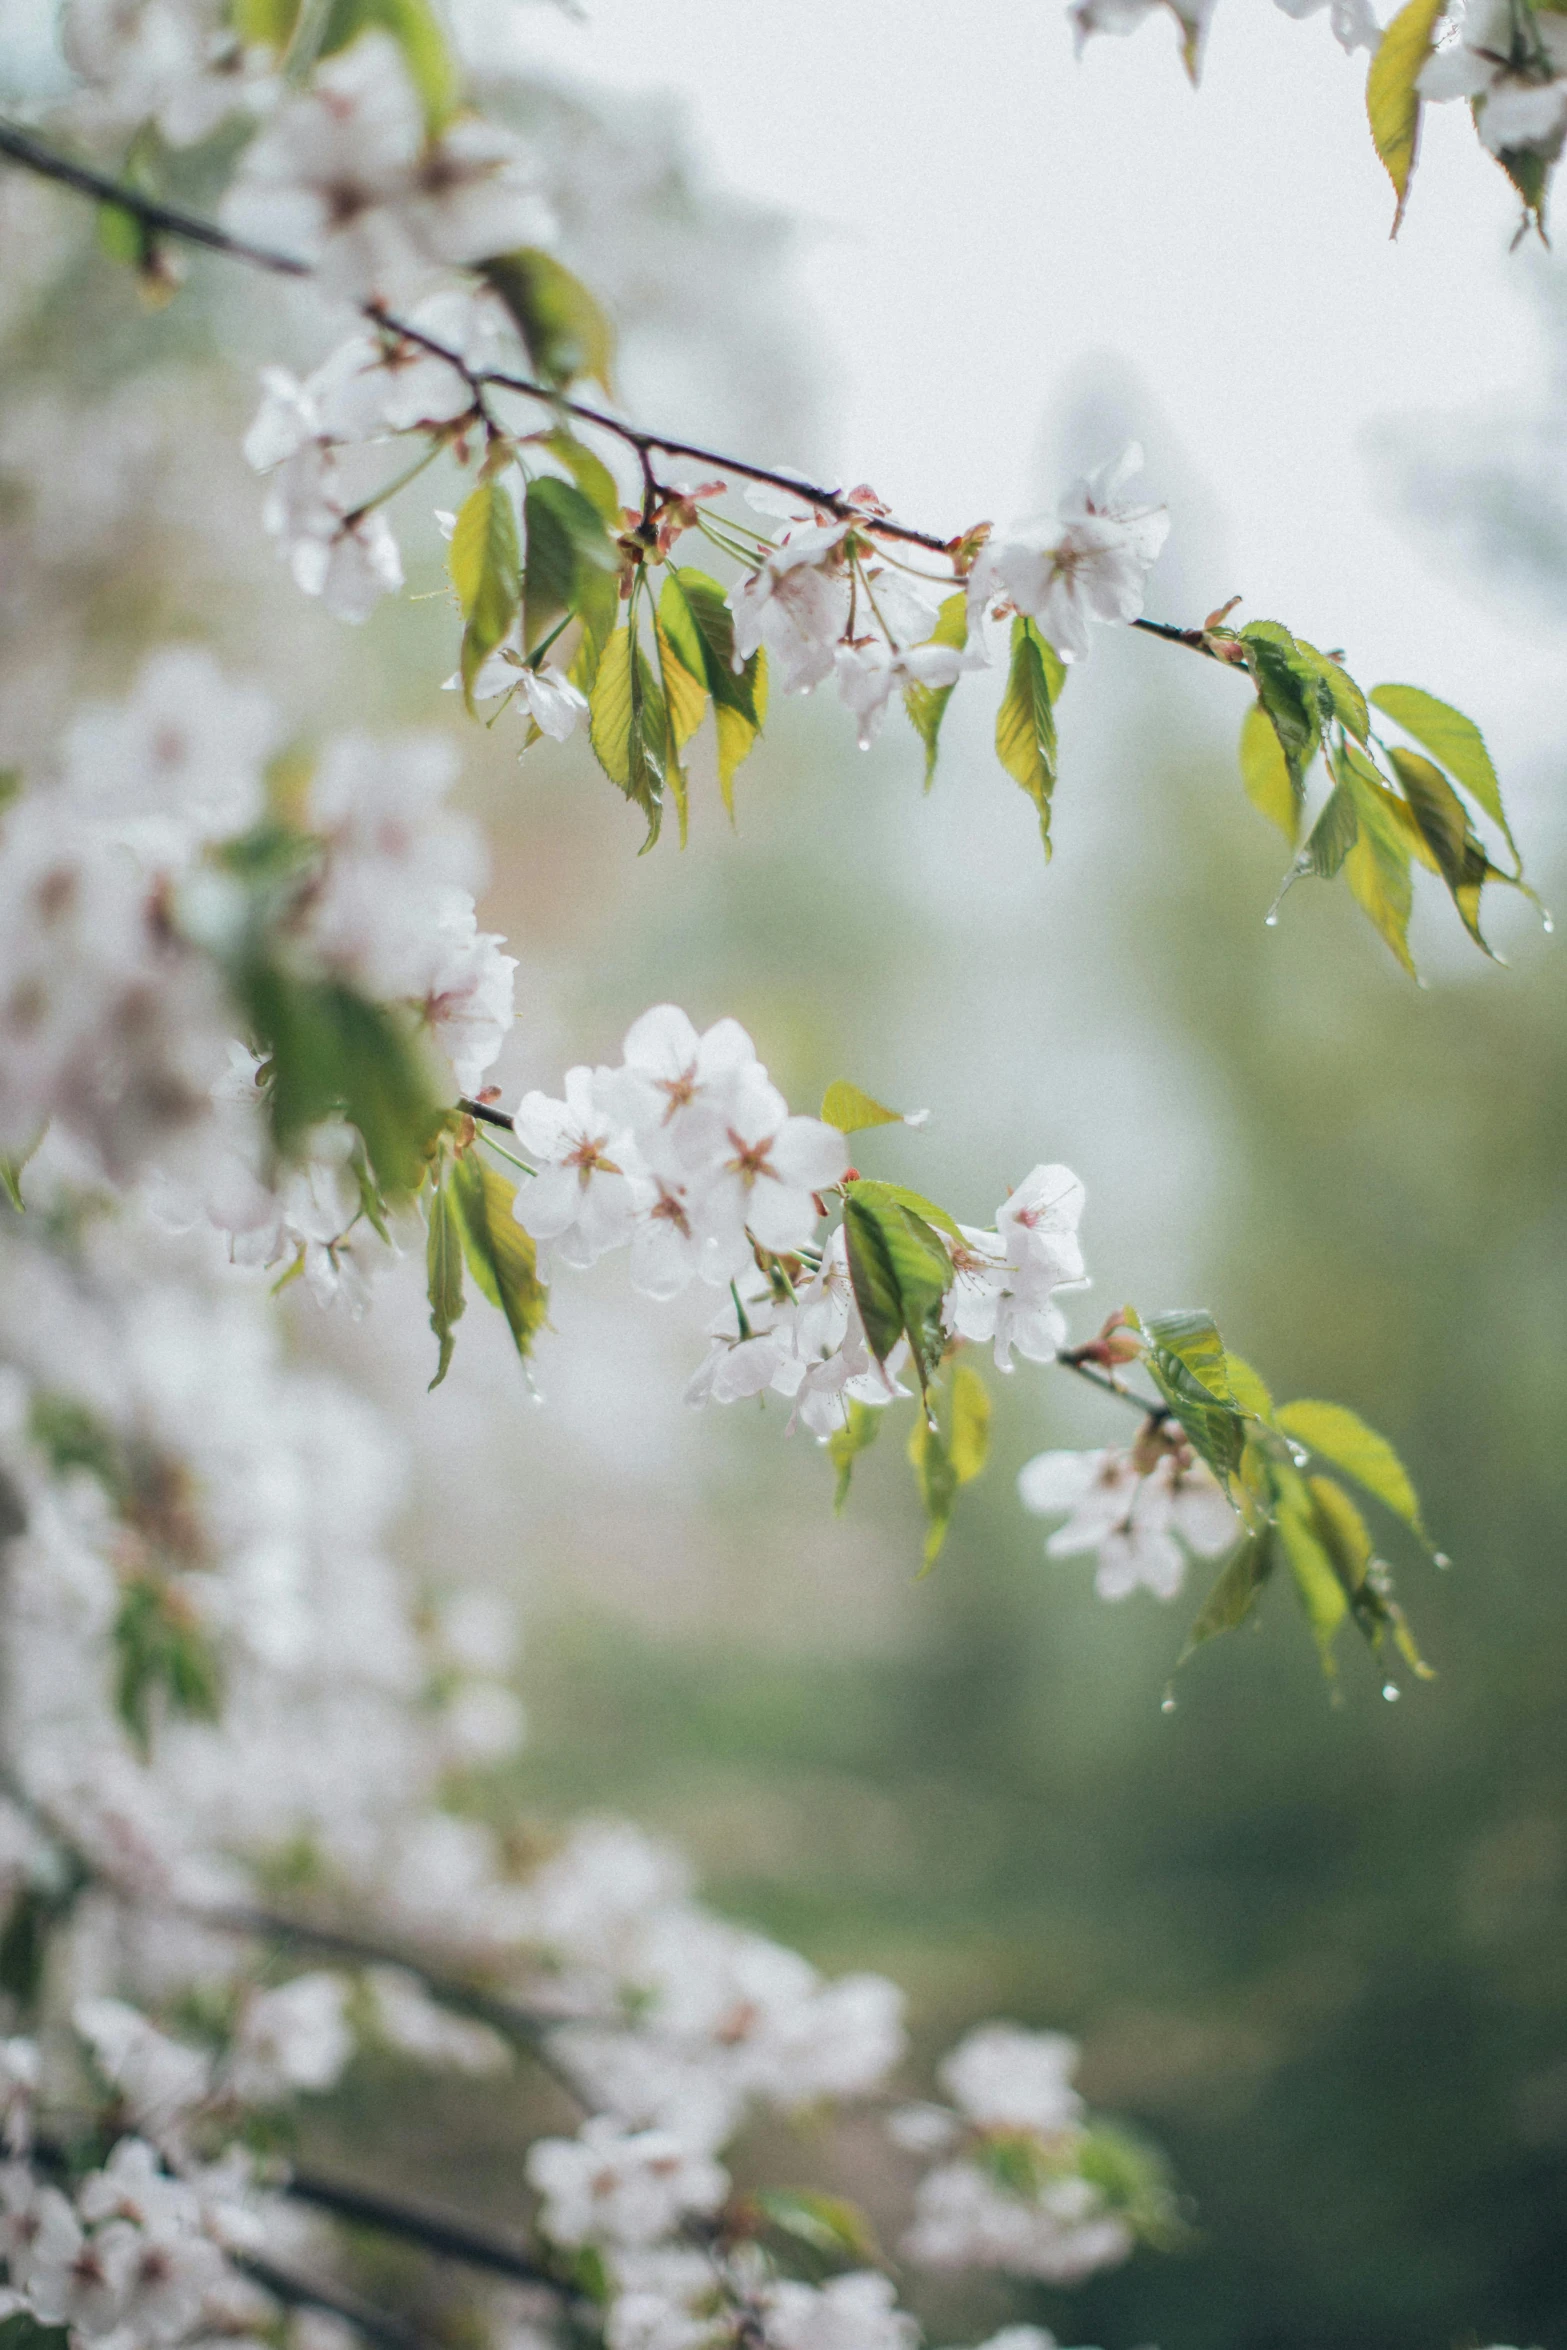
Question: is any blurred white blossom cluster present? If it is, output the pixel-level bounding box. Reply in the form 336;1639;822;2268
0;646;513;1307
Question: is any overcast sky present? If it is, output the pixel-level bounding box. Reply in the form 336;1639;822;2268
477;0;1567;785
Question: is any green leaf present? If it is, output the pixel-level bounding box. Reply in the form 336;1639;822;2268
1144;1352;1246;1486
828;1399;882;1513
1366;0;1447;233
1291;638;1370;743
843;1176;964;1247
1339;753;1417;978
659;569;766;816
0;2315;73;2350
1179;1529;1275;1663
1238;702;1299;844
1143;1309;1233;1404
904;592;969;790
843;1191;954;1397
317;0;457;129
821;1081;907;1134
450;1148;550;1362
0;1886;73;2010
232;0;301;43
1385;745;1499;954
1370;684;1515;865
1241;621;1322;800
651;622;705;847
425;1178;465;1390
1274;1399;1427;1539
240;963;442;1199
1222;1352;1274;1422
482;249;616;390
449;475;521;710
522;475;615;656
1297;778;1360;881
995;615;1064;851
113;1576;223;1758
753;2189;880;2267
29;1391;125;1495
1276;1499;1349;1668
948;1359;991;1484
588;624;669;848
542;430;622;527
0;1125;44;1214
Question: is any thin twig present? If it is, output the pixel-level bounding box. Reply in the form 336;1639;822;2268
236;2251;427;2350
1053;1349;1170;1423
0;118;1223;618
286;2169;561;2290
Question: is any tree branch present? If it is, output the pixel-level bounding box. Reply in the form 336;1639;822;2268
0;118;1225;618
285;2168;562;2290
1053;1348;1171;1423
235;2252;428;2350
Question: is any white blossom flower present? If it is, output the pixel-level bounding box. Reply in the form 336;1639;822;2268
221;34;551;301
74;2000;212;2139
1417;0;1567;157
904;2158;1131;2282
526;2116;727;2248
62;0;276;148
1067;0;1217;72
258;444;405;623
604;2248;727;2350
832;638;976;752
939;2023;1085;2134
688;1065;848;1261
762;2273;918;2350
512;1067;650;1267
410;894;516;1095
969;445;1169;662
220;35;428;301
366;1968;511;2074
943;1165;1088;1371
729;524;853;693
225;1973;354;2104
18;2191;134;2332
605;1003;762;1170
60;647;278;863
1018;1443;1238;1600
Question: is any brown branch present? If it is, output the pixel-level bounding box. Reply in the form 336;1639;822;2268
0;118;1221;607
285;2168;561;2290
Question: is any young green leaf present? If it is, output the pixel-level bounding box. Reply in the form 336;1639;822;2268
995;616;1065;851
1339;754;1417;977
1179;1528;1274;1663
753;2189;881;2267
449;1149;549;1362
589;625;668;849
425;1177;465;1390
1238;702;1299;843
904;592;969;790
522;475;615;655
542;430;623;527
1276;1498;1349;1668
1366;0;1447;234
909;1364;989;1575
1241;622;1323;799
650;620;706;845
659;569;767;816
1291;638;1370;743
482;249;616;390
820;1082;908;1134
1142;1309;1233;1404
1385;745;1499;955
844;1176;964;1247
241;964;443;1198
449;475;521;710
843;1189;954;1396
1274;1398;1427;1539
948;1359;991;1484
113;1576;223;1758
1222;1352;1274;1423
828;1399;882;1513
1370;684;1511;854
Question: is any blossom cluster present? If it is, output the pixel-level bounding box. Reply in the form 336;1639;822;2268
0;646;513;1304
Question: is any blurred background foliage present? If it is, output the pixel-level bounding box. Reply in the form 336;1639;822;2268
1;42;1565;2350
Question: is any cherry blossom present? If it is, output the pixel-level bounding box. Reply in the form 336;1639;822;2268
512;1067;650;1268
729;524;853;694
1018;1441;1238;1599
526;2117;728;2249
1417;0;1567;158
968;445;1169;662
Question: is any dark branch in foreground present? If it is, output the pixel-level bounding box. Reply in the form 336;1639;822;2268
0;116;1226;624
286;2169;561;2290
237;2253;428;2350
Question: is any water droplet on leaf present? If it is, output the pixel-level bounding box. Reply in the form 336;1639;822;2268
1382;1682;1401;1702
1160;1695;1177;1714
1433;1551;1451;1570
1263;912;1279;928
